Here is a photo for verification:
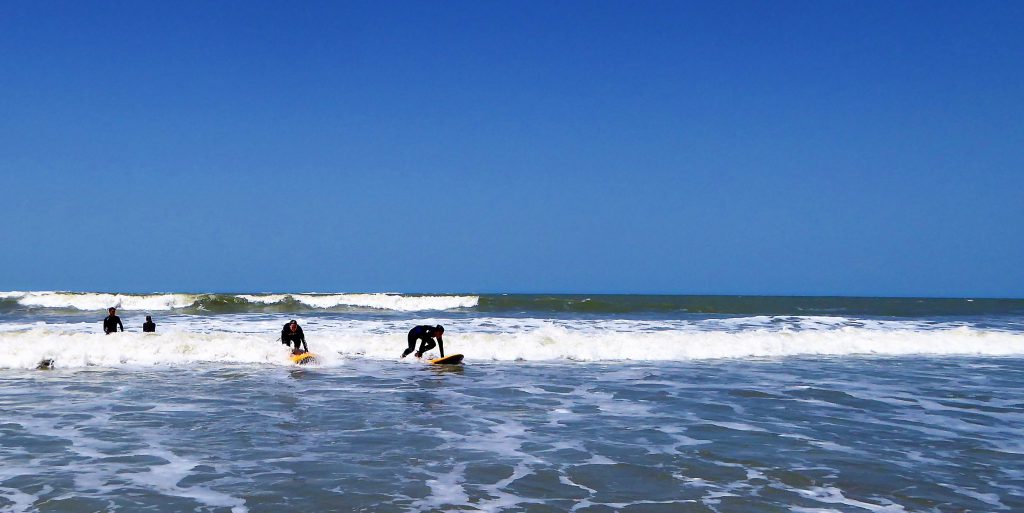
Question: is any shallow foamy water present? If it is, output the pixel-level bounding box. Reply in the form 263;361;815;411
3;357;1023;512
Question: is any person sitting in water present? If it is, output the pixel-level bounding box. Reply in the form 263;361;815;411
281;320;308;354
142;315;156;333
402;325;444;359
103;307;124;334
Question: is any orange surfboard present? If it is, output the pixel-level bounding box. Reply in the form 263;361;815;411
428;354;464;365
290;352;318;365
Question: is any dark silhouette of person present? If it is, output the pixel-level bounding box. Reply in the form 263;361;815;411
103;307;124;334
103;305;124;333
143;315;156;333
281;320;308;354
402;325;444;358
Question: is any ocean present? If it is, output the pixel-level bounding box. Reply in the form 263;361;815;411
1;292;1023;512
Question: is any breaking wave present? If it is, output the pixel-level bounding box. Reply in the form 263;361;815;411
3;292;1022;317
234;293;478;311
0;292;479;313
2;325;1022;369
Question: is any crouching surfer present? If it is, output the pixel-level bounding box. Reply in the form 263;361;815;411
281;320;309;355
402;325;444;359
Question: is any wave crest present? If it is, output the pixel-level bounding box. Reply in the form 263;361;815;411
235;293;479;311
0;292;479;312
9;292;198;311
2;326;1021;369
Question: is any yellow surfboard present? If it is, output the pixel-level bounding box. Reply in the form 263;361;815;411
428;354;464;365
290;352;318;365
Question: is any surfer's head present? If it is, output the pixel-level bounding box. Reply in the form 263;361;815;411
434;325;444;335
108;307;116;314
289;320;299;332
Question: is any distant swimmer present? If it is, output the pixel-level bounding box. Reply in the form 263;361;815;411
402;325;444;359
143;315;156;333
103;307;124;334
281;320;308;354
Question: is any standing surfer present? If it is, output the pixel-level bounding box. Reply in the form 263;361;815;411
103;307;124;334
402;325;444;359
142;315;156;332
281;320;308;354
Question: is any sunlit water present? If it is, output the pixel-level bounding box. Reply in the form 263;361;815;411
3;357;1023;512
2;293;1024;511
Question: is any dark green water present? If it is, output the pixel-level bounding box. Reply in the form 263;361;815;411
475;294;1024;317
2;291;1023;318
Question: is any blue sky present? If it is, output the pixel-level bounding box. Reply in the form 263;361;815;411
1;1;1021;296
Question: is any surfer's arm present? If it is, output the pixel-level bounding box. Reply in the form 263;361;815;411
117;319;124;332
437;336;444;358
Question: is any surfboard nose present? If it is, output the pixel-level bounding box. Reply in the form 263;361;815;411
290;353;318;365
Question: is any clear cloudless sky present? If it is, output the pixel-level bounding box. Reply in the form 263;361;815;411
1;0;1021;296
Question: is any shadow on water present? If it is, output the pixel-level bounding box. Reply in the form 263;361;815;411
427;364;465;376
288;369;313;380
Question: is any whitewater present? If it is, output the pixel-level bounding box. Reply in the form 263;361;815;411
1;291;1023;369
0;291;479;312
3;292;1024;512
1;319;1024;370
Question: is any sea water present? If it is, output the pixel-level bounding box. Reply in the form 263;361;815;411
1;292;1023;512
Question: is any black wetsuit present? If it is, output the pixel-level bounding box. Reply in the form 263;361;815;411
403;325;444;358
281;324;307;352
143;321;156;332
103;315;123;334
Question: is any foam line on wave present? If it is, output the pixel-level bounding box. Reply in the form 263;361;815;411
8;292;200;311
0;330;346;369
235;293;479;311
2;326;1022;368
320;326;1024;361
0;291;479;312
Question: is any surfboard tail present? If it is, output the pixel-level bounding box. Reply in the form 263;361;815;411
428;354;464;365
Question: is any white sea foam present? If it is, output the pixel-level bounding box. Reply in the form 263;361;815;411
0;330;342;369
410;463;470;511
7;291;201;311
795;486;909;512
0;291;478;312
236;293;478;311
1;323;1022;369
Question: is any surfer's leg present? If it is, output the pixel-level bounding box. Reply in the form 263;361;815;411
416;338;436;357
402;332;417;357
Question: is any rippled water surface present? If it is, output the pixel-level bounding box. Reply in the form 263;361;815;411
3;357;1023;512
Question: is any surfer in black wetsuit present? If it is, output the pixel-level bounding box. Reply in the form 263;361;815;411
281;320;308;354
142;316;156;332
103;307;123;334
402;325;444;358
